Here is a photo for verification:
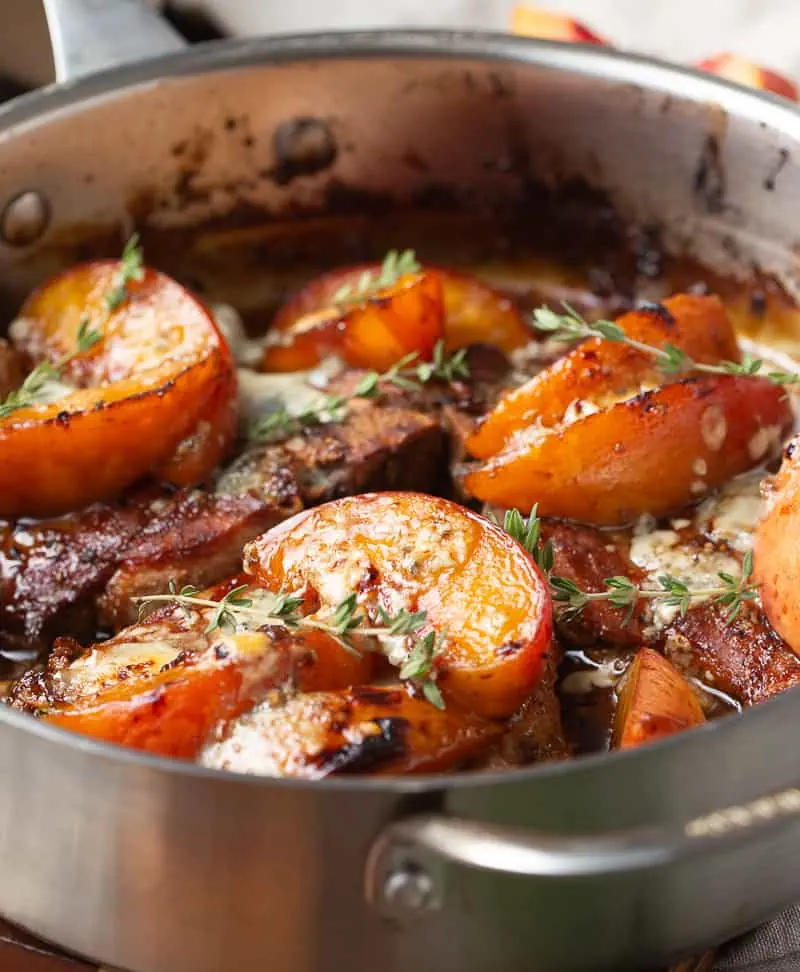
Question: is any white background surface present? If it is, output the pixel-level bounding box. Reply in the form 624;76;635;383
179;0;800;75
4;1;800;88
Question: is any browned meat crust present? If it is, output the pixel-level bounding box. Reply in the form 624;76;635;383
96;495;299;633
664;603;800;706
1;487;299;655
9;636;86;711
543;522;647;648
475;644;570;768
539;519;800;708
284;401;445;503
217;404;443;507
1;403;442;655
325;344;514;418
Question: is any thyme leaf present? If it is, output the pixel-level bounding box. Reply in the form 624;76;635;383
0;234;144;419
489;504;554;578
133;585;445;707
249;340;469;443
532;302;800;387
105;232;145;311
332;249;421;308
496;506;760;628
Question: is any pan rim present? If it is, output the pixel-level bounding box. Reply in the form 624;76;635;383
0;28;799;137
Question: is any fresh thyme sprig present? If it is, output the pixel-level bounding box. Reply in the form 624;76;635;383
134;582;445;709
250;340;469;442
550;554;757;625
497;506;759;626
332;249;421;308
533;302;800;387
0;317;104;419
0;234;144;419
105;232;145;311
494;506;555;577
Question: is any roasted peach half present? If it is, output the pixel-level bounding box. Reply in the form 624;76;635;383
38;576;374;759
261;266;444;373
465;375;790;525
201;685;502;777
0;260;237;516
467;295;740;460
614;649;706;750
245;491;553;718
261;262;529;373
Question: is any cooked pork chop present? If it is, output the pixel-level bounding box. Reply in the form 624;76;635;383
1;485;300;656
537;472;800;709
475;646;570;768
221;401;445;507
1;402;442;655
543;522;648;649
665;603;800;706
324;343;515;419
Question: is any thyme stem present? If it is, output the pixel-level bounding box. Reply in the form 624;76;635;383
250;340;469;442
332;249;421;308
0;234;144;419
133;592;421;641
532;302;800;387
498;506;758;626
134;584;446;709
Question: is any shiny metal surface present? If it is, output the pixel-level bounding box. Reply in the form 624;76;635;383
43;0;184;82
2;18;800;972
367;786;800;884
0;190;50;247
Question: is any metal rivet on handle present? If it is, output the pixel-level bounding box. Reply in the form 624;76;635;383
365;821;445;920
272;117;337;186
382;866;437;914
1;191;50;247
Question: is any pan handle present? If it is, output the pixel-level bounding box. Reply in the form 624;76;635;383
364;786;800;915
43;0;186;83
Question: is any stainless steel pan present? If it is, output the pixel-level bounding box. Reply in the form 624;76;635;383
2;2;800;970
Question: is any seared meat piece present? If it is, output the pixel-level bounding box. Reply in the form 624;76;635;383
544;516;800;707
481;465;800;714
325;344;515;419
478;510;648;649
222;402;444;506
542;511;800;708
96;494;299;632
664;603;800;707
440;404;476;464
543;522;647;649
1;484;300;655
2;500;153;654
475;645;569;768
8;635;85;711
288;402;444;502
1;401;442;655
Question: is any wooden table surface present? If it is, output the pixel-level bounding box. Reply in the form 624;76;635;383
0;919;93;972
